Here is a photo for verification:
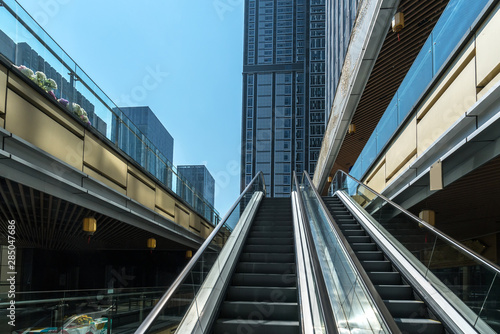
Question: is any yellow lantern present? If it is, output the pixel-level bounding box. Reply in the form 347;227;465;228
348;124;356;135
392;12;405;33
83;218;96;235
147;238;156;250
186;250;193;259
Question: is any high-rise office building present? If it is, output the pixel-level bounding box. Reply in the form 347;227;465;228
325;0;358;120
111;106;174;187
240;0;326;197
177;165;215;208
118;106;174;164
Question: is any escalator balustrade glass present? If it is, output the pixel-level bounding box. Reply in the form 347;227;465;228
331;170;500;333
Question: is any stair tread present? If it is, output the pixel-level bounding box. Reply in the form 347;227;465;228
229;285;296;288
216;319;300;325
394;318;441;324
223;301;298;306
238;261;295;264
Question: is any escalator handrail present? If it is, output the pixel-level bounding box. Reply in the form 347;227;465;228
135;171;266;334
293;171;338;334
301;171;400;333
332;169;500;275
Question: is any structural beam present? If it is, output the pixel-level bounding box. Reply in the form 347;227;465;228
313;0;400;191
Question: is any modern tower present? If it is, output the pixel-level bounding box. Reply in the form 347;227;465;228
118;106;174;164
177;165;216;208
240;0;326;197
111;106;174;187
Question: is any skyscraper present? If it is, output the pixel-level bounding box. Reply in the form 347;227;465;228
117;106;174;164
241;0;326;197
111;106;174;187
177;165;215;208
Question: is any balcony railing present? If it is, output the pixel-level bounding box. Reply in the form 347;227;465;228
0;0;220;225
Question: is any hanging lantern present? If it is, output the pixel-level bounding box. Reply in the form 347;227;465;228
185;250;193;259
82;218;96;235
147;238;157;250
419;209;435;228
392;12;405;33
348;124;356;135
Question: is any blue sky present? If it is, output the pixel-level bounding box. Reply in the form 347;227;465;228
15;0;245;216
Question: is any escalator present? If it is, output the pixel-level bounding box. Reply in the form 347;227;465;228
323;195;443;333
135;170;500;334
212;198;299;334
319;170;500;334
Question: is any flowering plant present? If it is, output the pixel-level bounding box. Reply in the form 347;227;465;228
15;65;91;126
15;65;58;93
17;65;34;78
67;102;91;125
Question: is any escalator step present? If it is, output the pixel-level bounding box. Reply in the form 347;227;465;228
253;220;293;226
335;215;354;220
356;251;384;261
213;319;300;334
347;235;372;243
251;226;293;233
336;219;358;224
342;229;366;236
385;300;427;318
249;231;294;238
338;223;361;230
367;272;402;285
244;245;295;253
232;273;296;287
219;301;298;320
361;260;392;272
245;237;294;245
226;286;297;302
376;285;414;300
351;243;378;251
239;253;295;263
236;262;296;274
394;318;443;334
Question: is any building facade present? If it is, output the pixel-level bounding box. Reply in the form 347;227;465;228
325;0;358;120
118;106;174;164
177;165;215;208
240;0;327;197
111;106;174;187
